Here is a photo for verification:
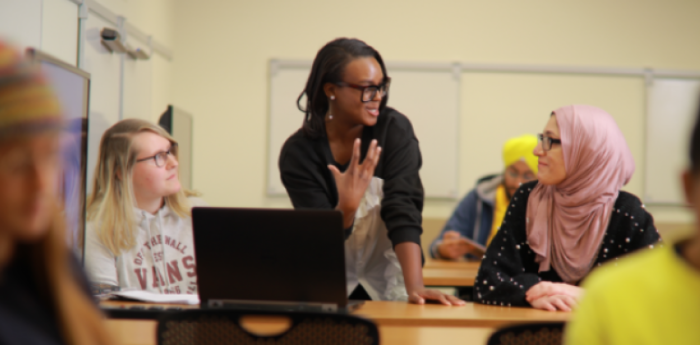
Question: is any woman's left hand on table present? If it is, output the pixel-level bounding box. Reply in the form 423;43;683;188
408;288;466;306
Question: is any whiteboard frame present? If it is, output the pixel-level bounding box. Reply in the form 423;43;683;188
644;76;700;206
83;0;171;60
266;59;462;200
269;59;700;205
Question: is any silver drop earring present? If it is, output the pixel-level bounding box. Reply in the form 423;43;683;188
328;95;335;120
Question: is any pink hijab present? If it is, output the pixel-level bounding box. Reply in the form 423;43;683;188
526;105;635;284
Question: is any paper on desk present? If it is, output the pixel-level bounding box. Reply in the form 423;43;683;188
112;290;200;305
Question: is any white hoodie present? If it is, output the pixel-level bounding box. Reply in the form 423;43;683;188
85;197;206;294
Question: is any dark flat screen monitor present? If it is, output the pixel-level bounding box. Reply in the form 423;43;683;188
26;48;91;261
159;105;193;190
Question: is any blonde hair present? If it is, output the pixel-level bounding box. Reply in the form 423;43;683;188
87;118;195;256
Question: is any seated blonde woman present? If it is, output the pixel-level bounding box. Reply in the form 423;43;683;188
85;119;205;294
474;105;660;311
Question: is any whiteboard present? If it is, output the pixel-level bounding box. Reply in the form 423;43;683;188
267;61;460;199
645;78;700;204
123;35;153;121
0;0;78;65
460;73;646;198
83;14;123;193
0;0;42;51
40;0;79;65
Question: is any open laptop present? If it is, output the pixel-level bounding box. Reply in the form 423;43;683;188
192;207;363;313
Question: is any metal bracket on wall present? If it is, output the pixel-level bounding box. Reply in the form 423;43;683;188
77;1;88;69
644;68;654;87
82;0;173;61
117;15;126;121
451;62;461;82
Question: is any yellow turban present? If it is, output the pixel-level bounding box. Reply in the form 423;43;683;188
502;134;538;174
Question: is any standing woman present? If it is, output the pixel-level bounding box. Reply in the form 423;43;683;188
0;42;111;344
474;105;660;311
279;38;463;305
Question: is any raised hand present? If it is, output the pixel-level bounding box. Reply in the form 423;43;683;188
328;139;381;228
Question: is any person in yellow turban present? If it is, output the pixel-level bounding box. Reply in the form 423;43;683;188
430;134;538;261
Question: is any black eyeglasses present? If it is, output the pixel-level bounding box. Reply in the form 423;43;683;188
334;78;391;103
538;134;561;151
136;143;178;167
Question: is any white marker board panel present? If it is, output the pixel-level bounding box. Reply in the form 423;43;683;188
645;78;700;205
267;61;459;199
0;0;77;64
460;72;646;198
40;0;79;65
0;0;42;51
83;14;122;193
123;35;153;121
267;65;308;196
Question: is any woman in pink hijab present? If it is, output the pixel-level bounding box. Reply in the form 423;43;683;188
474;105;660;311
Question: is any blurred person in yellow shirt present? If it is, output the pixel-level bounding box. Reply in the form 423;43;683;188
565;98;700;345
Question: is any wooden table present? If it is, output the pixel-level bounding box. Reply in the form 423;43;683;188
422;259;480;287
102;300;569;344
353;301;569;328
424;258;479;269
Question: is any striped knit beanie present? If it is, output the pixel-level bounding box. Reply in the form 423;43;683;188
0;41;62;139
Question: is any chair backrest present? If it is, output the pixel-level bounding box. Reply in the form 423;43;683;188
157;309;379;345
487;322;565;345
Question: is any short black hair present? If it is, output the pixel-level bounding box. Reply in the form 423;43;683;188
690;95;700;173
297;38;389;139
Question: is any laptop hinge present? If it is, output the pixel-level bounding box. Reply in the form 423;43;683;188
208;299;338;312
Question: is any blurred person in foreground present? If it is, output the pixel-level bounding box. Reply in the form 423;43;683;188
0;41;111;344
565;99;700;345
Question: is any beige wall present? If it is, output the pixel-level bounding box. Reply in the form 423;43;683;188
94;0;176;122
171;0;700;227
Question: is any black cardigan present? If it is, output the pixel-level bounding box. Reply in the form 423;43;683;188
0;257;62;345
473;180;661;307
0;249;95;345
278;107;424;247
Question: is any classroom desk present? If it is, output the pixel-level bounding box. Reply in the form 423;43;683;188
102;300;569;344
353;301;569;328
424;257;478;269
422;258;480;287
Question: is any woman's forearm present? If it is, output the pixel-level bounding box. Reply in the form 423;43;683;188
335;204;357;229
395;241;424;292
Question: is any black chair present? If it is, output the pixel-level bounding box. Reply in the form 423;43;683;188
157;309;380;345
487;322;565;345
